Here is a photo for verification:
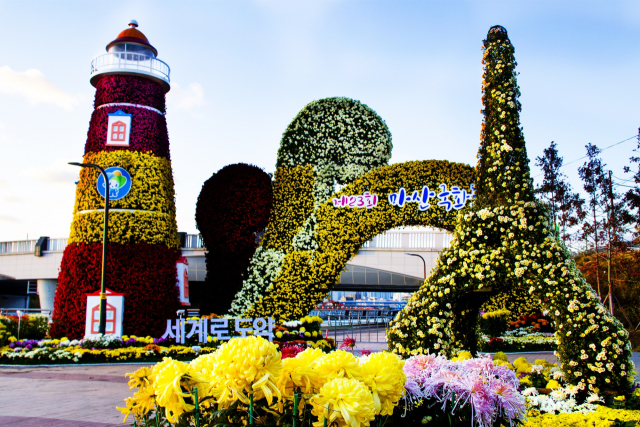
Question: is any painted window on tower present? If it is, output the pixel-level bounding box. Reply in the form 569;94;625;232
111;121;126;142
106;110;132;146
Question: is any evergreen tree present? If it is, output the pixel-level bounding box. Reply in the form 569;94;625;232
578;143;606;296
535;141;584;244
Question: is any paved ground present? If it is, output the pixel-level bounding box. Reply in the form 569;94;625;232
0;364;135;426
1;353;638;426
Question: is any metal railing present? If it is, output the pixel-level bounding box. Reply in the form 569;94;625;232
0;234;205;254
0;240;36;254
47;238;67;252
409;232;437;248
311;308;398;343
361;230;450;249
184;234;204;249
90;53;170;84
0;238;68;254
444;233;455;248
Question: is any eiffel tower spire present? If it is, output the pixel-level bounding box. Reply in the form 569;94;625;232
475;25;534;207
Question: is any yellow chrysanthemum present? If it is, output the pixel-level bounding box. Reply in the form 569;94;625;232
512;357;528;369
360;352;406;415
125;366;155;391
516;362;533;375
314;350;363;388
117;386;156;423
153;359;207;423
311;378;376;427
451;351;473;362
190;352;220;406
211;336;283;407
278;347;324;399
546;380;561;390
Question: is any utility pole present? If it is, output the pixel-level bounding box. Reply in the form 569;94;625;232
593;191;600;299
607;170;614;315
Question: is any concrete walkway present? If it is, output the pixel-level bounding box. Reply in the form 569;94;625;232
0;364;135;426
0;353;638;426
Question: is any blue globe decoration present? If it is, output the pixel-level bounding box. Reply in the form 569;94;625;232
96;166;132;201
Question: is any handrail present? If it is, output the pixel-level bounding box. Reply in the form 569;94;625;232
0;232;450;253
0;234;204;253
0;240;36;254
90;52;170;83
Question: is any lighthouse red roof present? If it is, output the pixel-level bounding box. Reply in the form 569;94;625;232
106;20;158;57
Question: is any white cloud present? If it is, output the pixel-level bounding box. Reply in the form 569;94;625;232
22;161;79;185
167;82;205;110
0;66;79;111
0;214;21;225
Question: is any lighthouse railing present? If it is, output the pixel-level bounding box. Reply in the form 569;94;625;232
90;53;170;83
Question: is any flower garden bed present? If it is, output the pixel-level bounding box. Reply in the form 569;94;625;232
0;315;335;365
0;335;217;365
478;328;557;352
111;337;640;427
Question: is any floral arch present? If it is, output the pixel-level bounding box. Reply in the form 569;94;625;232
229;26;633;391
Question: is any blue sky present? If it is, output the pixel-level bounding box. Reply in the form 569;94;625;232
0;1;638;241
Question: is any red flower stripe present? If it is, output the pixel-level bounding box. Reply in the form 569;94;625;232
51;242;182;339
94;75;165;112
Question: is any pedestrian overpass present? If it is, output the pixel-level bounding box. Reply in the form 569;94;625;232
0;227;452;310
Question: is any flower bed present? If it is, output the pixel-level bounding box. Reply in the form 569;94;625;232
525;406;640;426
118;336;406;426
273;316;335;351
116;341;640;427
0;335;219;365
479;327;557;352
0;314;48;342
0;318;335;365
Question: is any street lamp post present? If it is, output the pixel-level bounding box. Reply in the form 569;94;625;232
69;162;109;335
405;253;426;279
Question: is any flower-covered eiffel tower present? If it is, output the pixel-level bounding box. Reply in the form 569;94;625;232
51;21;182;339
388;26;633;392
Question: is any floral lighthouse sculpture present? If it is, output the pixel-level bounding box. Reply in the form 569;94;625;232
51;21;183;339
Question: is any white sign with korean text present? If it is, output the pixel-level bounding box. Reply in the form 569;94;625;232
162;317;275;344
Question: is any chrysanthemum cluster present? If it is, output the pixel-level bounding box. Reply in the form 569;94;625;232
119;337;407;427
388;25;634;393
403;353;525;427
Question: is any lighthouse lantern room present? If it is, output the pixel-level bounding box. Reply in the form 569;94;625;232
90;20;170;92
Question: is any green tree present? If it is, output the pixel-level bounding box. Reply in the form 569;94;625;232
535;141;584;244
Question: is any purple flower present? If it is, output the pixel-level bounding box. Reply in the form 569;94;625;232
403;353;525;427
488;379;525;422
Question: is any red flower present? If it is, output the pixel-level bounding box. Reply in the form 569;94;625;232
340;334;356;349
195;164;273;314
488;337;504;348
50;242;182;339
280;343;306;359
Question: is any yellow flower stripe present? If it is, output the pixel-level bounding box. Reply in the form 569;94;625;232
524;406;640;426
261;165;315;252
74;150;177;214
69;210;179;248
244;160;475;320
